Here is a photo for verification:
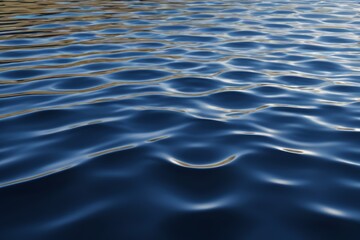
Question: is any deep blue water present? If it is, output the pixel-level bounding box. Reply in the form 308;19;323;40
1;0;360;239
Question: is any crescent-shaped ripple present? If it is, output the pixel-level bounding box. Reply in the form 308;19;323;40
167;154;238;169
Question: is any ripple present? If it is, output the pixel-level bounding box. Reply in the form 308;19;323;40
307;203;359;221
1;0;360;239
0;163;76;189
163;77;220;92
107;69;172;81
219;71;267;83
318;36;357;44
166;61;201;70
221;41;261;49
277;75;324;86
166;35;218;42
301;60;348;72
1;69;48;80
228;31;265;37
167;154;238;169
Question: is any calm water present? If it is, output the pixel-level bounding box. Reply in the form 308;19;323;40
1;0;360;239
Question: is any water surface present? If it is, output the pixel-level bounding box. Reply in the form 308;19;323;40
1;0;360;239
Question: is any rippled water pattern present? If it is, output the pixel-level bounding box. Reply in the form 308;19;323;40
1;0;360;239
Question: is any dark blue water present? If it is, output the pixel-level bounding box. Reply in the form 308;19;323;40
1;0;360;239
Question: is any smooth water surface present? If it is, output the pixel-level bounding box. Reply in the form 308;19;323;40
1;0;360;239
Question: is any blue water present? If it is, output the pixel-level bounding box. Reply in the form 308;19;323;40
1;0;360;239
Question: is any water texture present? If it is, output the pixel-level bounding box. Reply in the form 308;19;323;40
0;0;360;239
